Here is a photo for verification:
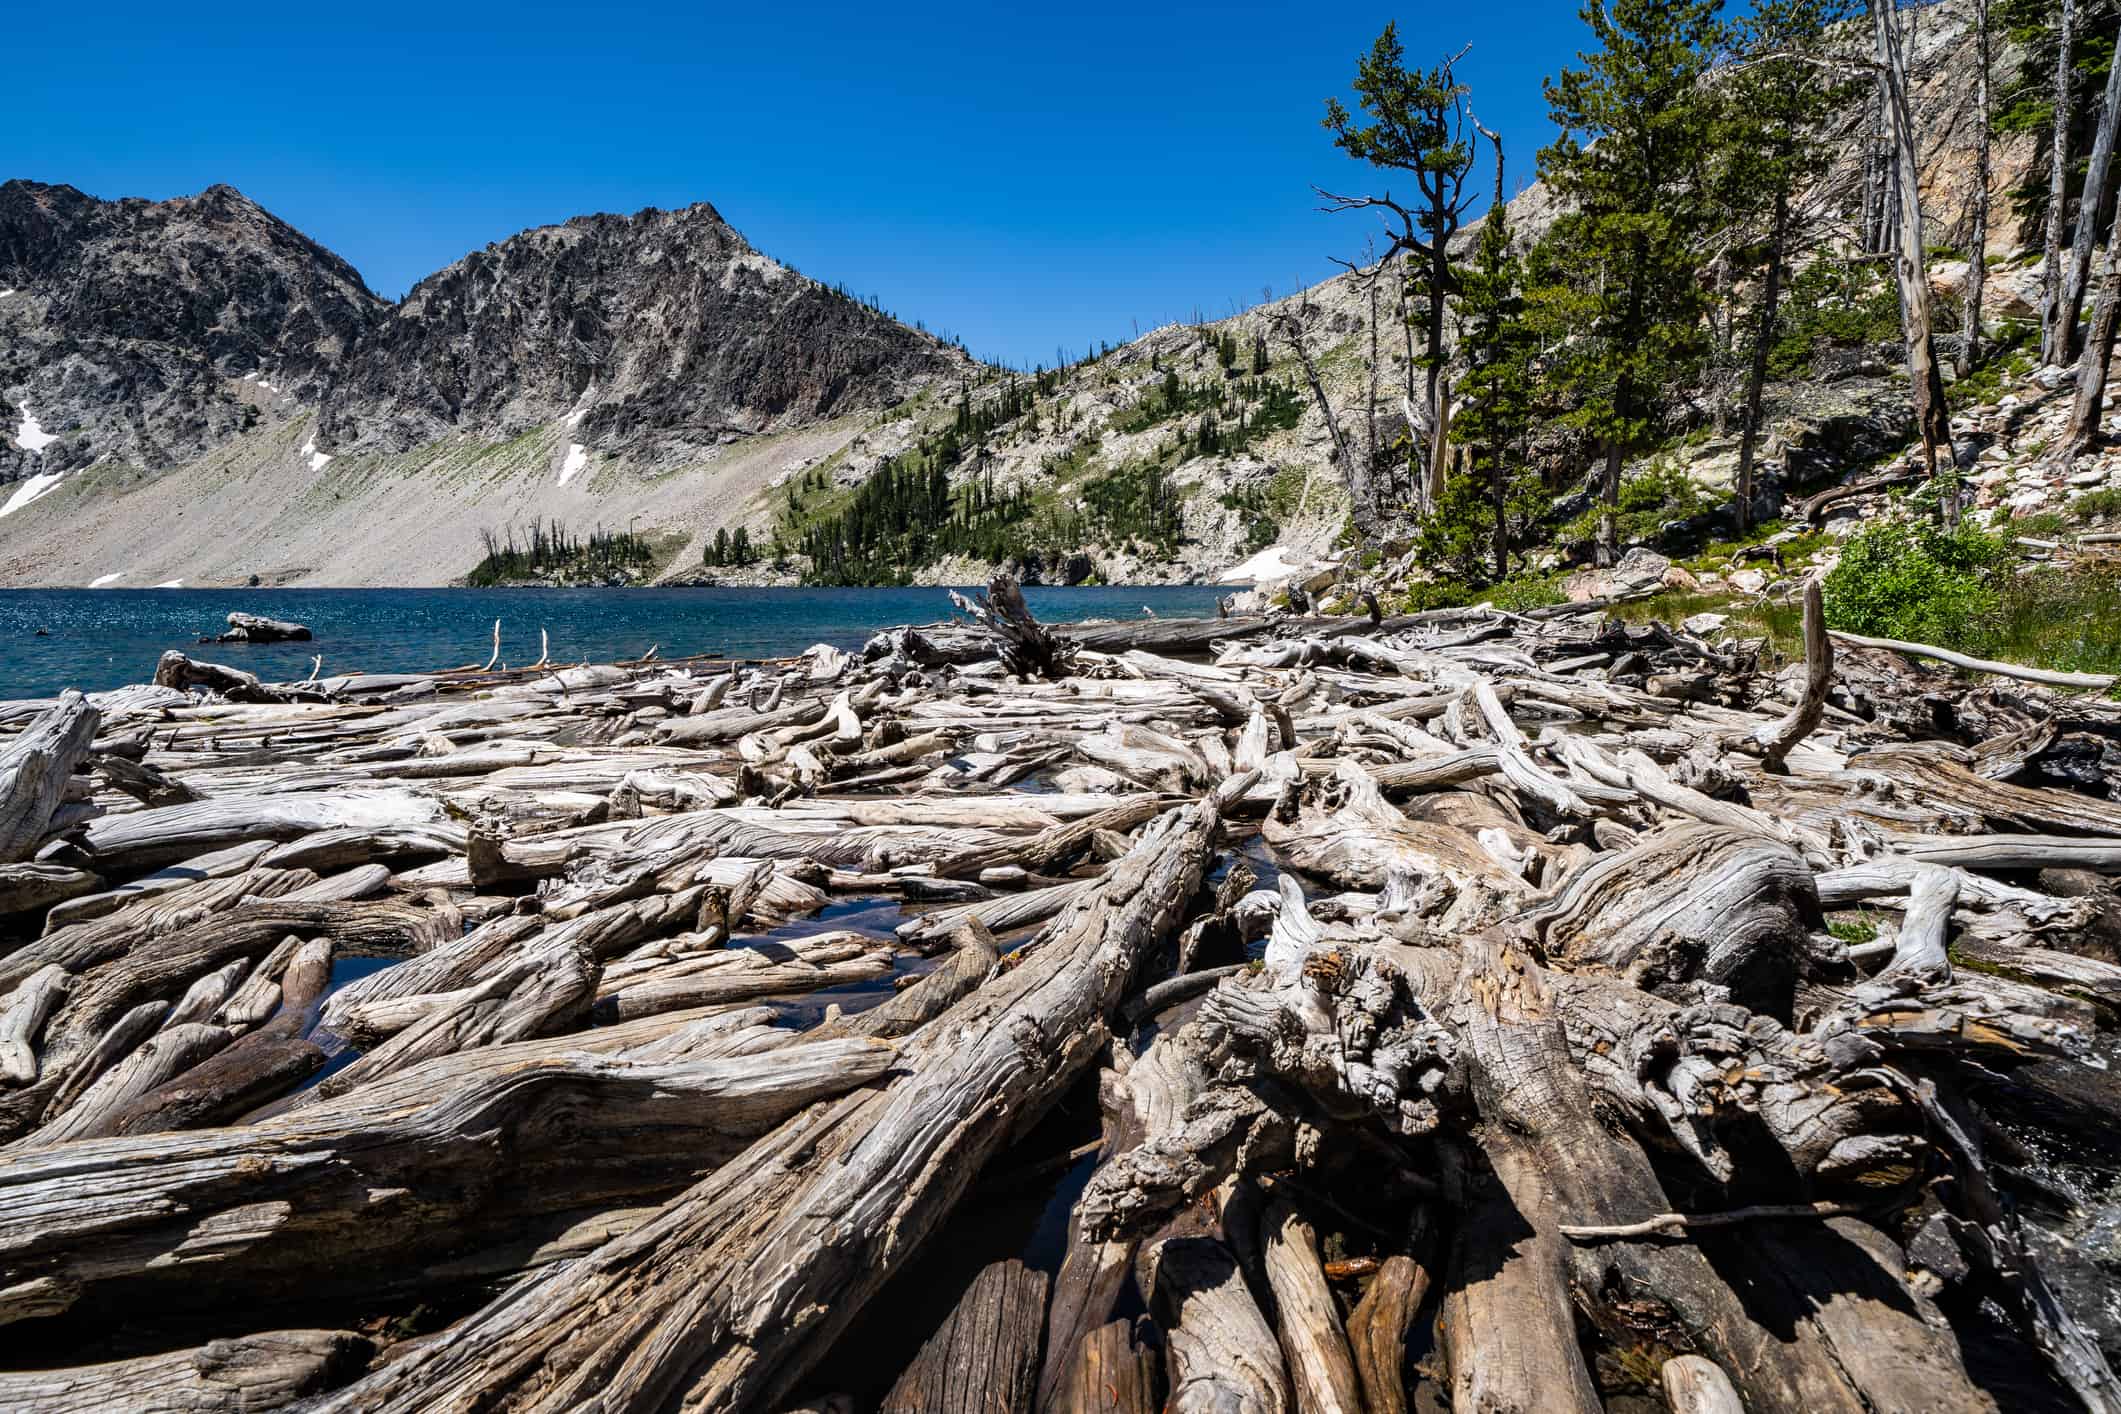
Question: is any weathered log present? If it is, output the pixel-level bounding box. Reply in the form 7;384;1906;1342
809;920;997;1042
1151;1232;1291;1413
1747;579;1831;770
0;691;99;862
293;945;596;1109
1345;1251;1428;1414
949;574;1077;679
0;1328;372;1412
1828;630;2118;690
0;1036;899;1329
42;839;275;930
0;964;70;1085
1452;932;1991;1412
1260;1199;1363;1414
1663;1355;1744;1414
68;936;334;1140
306;795;1222;1412
592;933;893;1025
78;790;446;872
0;861;100;918
1527;823;1819;1015
927;795;1177;881
1050;1319;1159;1414
151;651;299;704
880;1258;1048;1414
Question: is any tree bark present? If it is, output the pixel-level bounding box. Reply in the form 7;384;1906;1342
2045;0;2081;366
0;1037;898;1330
1736;185;1791;535
1871;0;1958;498
880;1258;1048;1414
1960;0;1993;379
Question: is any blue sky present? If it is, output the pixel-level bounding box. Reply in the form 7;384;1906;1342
10;0;1588;369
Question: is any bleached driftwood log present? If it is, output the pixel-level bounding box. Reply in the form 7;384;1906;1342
0;691;98;862
306;794;1224;1412
0;1036;898;1327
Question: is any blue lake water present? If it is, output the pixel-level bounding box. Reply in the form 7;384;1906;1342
0;585;1228;698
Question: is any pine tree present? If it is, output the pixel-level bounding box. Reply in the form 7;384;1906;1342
731;526;751;565
1536;0;1724;564
1717;0;1855;532
1431;201;1541;584
1323;26;1480;517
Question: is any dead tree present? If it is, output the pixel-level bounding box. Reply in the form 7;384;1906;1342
1269;300;1366;533
2067;223;2121;457
2063;27;2121;363
1958;0;1992;380
1870;0;1958;507
2043;0;2080;366
948;575;1076;680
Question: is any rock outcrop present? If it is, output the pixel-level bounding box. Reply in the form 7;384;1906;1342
0;180;386;472
316;203;974;458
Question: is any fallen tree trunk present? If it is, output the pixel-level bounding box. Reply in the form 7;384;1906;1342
306;794;1224;1412
0;1328;371;1412
880;1258;1048;1414
0;1036;898;1330
1828;630;2119;690
0;692;98;863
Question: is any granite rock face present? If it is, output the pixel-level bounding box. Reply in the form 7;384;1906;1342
317;202;973;458
0;180;386;472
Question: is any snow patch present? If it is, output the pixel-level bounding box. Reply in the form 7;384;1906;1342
1218;544;1320;585
88;572;124;588
300;438;332;472
563;384;598;430
153;580;185;589
0;470;64;518
14;406;57;454
243;371;260;382
558;443;589;486
0;289;15;298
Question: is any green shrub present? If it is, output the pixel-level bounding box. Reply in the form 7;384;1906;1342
1559;458;1715;545
2071;486;2121;523
1821;515;2008;647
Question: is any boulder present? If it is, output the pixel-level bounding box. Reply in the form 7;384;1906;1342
1562;547;1672;602
219;613;312;644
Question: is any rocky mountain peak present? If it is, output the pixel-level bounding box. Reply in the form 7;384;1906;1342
0;178;387;472
317;200;974;457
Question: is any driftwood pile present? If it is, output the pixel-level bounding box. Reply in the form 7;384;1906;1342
0;576;2119;1411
